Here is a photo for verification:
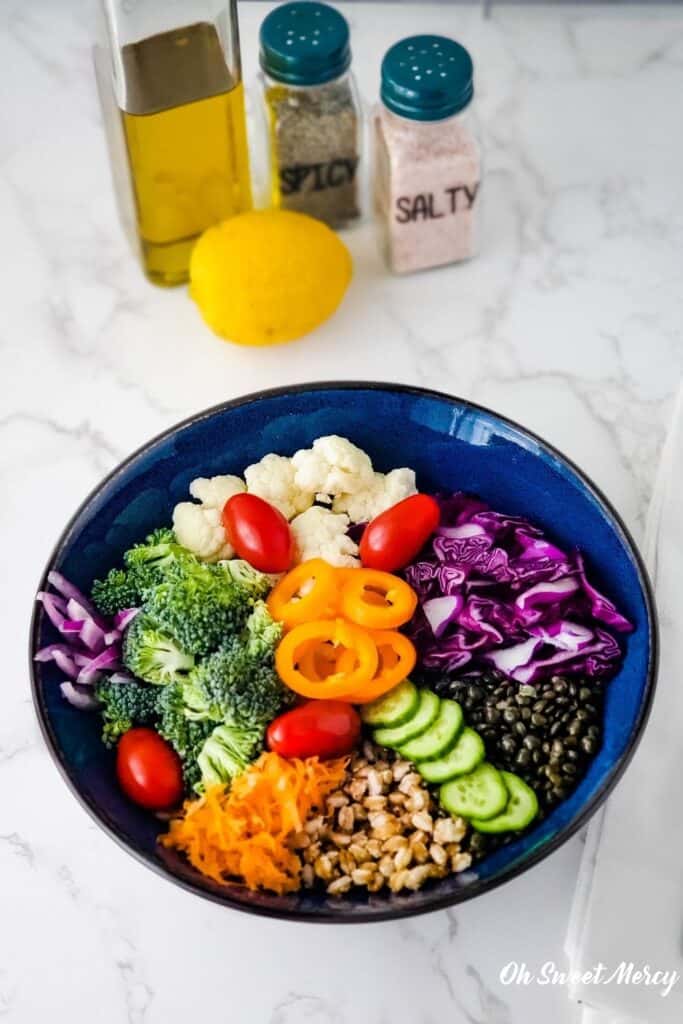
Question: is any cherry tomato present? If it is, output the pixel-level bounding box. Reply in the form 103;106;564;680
266;700;361;760
360;494;440;571
222;493;294;573
116;728;183;810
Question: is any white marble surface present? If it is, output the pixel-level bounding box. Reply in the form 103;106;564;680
1;2;682;1022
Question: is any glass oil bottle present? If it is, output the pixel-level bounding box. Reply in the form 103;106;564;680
95;1;252;286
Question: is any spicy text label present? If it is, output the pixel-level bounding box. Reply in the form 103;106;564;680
280;158;359;196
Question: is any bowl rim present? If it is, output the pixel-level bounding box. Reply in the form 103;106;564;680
29;380;659;923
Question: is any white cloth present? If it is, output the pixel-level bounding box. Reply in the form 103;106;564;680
565;385;683;1023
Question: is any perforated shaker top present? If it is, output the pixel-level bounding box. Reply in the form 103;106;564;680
260;2;352;87
381;35;474;122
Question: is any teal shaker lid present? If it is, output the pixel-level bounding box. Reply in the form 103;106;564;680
381;35;474;121
260;2;351;86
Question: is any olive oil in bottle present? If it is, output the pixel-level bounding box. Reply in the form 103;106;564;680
96;10;251;286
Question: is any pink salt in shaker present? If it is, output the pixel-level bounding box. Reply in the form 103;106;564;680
374;35;481;274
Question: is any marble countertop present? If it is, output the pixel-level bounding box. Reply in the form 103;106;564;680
2;2;683;1022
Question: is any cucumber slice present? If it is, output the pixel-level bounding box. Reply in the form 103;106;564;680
471;772;539;833
419;727;485;783
361;679;419;728
439;762;508;821
374;690;440;749
398;700;464;762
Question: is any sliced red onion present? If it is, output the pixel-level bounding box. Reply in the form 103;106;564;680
60;682;100;711
36;593;67;631
78;618;107;653
37;591;67;613
35;643;75;663
48;571;99;620
53;649;78;677
61;619;85;634
38;572;126;711
66;597;95;623
422;594;464;639
113;608;140;631
76;646;121;685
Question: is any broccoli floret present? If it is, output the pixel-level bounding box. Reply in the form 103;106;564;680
153;682;214;790
124;527;196;597
91;528;195;615
141;559;256;656
218;559;273;600
91;567;141;616
182;602;284;728
196;722;263;790
96;679;160;747
123;615;195;686
244;599;284;657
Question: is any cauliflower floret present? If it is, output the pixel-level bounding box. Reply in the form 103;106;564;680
189;475;245;508
244;453;314;520
290;507;360;568
292;436;374;500
333;467;417;523
380;467;417;510
172;503;233;562
173;474;245;562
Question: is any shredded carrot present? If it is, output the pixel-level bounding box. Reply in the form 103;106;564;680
160;752;348;895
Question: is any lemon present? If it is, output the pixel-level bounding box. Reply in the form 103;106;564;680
189;209;352;346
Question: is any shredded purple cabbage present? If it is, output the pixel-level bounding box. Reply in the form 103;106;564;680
404;493;633;682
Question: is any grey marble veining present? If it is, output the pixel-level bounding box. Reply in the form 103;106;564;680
1;3;682;1022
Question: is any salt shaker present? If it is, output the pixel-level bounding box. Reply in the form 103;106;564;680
258;1;362;228
374;35;481;274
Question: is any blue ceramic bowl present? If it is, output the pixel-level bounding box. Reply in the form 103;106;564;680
30;383;657;922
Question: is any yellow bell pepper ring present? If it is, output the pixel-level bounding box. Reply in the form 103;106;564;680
267;559;338;629
339;569;418;630
275;619;379;700
343;630;416;704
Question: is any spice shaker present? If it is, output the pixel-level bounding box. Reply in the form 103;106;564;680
373;35;481;274
258;1;362;228
94;1;252;286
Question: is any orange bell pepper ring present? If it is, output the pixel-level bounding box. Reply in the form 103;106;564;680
267;559;338;629
339;569;418;630
298;641;357;681
275;619;378;699
344;630;416;703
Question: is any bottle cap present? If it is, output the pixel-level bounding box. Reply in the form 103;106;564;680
381;35;474;121
260;2;351;87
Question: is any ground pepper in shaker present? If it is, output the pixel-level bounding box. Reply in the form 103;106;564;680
258;1;362;228
374;35;482;274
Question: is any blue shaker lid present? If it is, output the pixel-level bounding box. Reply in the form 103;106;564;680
381;35;474;121
260;2;351;87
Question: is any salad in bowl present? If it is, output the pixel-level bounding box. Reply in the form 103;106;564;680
33;423;641;909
